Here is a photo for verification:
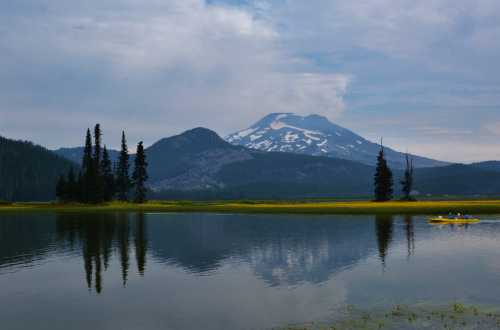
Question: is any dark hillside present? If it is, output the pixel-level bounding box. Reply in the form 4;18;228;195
0;136;76;201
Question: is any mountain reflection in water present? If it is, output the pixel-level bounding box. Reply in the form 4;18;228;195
0;213;424;292
3;212;499;330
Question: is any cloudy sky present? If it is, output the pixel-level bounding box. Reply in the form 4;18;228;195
1;0;499;162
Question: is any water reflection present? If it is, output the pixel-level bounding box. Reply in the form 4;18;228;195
375;215;394;267
3;213;500;330
55;213;148;293
404;215;415;258
145;215;379;286
135;213;147;276
1;213;424;291
0;214;58;271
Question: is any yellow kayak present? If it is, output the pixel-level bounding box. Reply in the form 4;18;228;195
429;216;480;224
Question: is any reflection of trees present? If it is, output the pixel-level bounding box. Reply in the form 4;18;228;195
404;215;415;258
55;213;148;294
118;214;130;287
375;215;394;267
2;213;425;290
375;215;417;266
135;213;147;276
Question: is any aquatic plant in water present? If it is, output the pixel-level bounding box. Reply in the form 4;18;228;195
282;304;500;330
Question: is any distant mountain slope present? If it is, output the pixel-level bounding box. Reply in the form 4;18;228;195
55;147;121;164
414;164;500;195
226;113;448;169
145;128;500;199
469;161;500;173
0;136;76;201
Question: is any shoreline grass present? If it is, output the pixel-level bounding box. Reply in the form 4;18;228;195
1;200;500;215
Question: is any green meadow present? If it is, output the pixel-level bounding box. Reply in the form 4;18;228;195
1;199;500;215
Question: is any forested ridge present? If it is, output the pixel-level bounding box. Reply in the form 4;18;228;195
0;136;76;201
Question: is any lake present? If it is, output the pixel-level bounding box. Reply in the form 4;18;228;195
1;213;500;329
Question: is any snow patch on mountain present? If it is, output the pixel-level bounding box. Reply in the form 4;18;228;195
225;113;449;169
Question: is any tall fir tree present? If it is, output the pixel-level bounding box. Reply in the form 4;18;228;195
56;174;67;201
101;146;115;201
66;167;77;201
81;128;94;203
374;141;394;202
93;124;102;172
116;131;130;201
132;141;148;203
93;124;104;203
76;171;83;202
400;153;415;201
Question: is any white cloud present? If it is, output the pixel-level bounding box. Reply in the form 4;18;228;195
1;0;500;162
485;122;500;136
0;0;350;148
259;0;500;69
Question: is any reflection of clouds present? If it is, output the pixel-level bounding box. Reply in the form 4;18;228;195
4;214;500;329
141;262;350;330
342;219;500;306
485;258;500;275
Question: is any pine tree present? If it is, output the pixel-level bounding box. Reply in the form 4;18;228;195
93;124;104;203
101;146;115;201
81;128;94;203
132;141;148;203
374;141;394;202
66;167;77;201
116;131;130;201
76;171;83;202
93;124;102;171
400;153;415;201
56;174;67;201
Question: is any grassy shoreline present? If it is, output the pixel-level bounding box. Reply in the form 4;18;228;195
1;200;500;215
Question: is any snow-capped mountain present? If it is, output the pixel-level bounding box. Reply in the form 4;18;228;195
226;113;448;169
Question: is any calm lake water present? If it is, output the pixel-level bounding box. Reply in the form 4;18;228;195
1;213;500;329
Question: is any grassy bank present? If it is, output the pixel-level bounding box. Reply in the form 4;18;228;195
1;200;500;215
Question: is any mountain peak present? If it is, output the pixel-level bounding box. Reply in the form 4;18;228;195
251;113;294;128
226;113;448;169
149;127;232;155
182;127;222;140
226;112;354;155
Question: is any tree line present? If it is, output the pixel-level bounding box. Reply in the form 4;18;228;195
374;141;415;202
0;136;75;201
56;124;148;203
56;128;412;203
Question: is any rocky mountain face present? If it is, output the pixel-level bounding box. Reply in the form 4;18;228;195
144;127;374;196
145;128;254;191
226;113;448;169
